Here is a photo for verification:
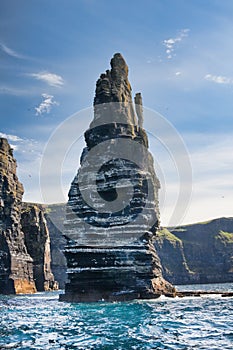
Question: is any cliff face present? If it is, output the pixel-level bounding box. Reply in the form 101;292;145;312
164;218;233;284
61;53;174;302
0;138;36;294
21;203;58;291
154;228;195;284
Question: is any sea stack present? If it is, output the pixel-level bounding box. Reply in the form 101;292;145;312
0;138;36;294
61;53;175;302
21;203;59;291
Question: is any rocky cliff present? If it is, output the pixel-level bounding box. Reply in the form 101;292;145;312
61;53;174;302
0;138;36;294
0;137;58;294
21;203;58;291
154;228;194;284
159;218;233;284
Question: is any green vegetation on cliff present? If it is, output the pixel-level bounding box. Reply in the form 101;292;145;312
156;217;233;284
156;228;182;244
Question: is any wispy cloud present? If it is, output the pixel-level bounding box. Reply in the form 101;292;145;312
0;132;23;142
0;132;40;160
0;85;33;96
163;29;190;59
204;74;233;84
30;72;64;87
35;93;59;116
0;42;24;59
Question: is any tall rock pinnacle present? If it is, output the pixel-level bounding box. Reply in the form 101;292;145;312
61;53;175;302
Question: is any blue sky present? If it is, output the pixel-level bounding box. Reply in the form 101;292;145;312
0;0;233;226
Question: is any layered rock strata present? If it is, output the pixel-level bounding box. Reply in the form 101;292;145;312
0;138;36;294
43;203;233;287
21;203;58;291
61;53;175;302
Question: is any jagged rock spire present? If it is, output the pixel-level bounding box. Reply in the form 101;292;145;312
92;53;138;128
94;53;131;105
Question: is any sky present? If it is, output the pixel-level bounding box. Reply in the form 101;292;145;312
0;0;233;226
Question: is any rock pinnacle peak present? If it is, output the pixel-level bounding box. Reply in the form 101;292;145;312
110;53;129;78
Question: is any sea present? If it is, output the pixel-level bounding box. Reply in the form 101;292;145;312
0;283;232;350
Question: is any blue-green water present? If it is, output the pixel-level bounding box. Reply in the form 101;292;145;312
0;283;233;349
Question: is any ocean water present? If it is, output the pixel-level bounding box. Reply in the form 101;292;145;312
0;283;233;350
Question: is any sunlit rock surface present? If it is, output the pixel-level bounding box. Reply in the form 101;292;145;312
60;54;175;302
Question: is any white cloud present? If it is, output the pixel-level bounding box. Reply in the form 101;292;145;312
10;144;18;151
163;29;190;59
204;73;233;84
0;86;30;96
0;42;24;59
30;72;64;87
175;71;181;76
35;93;59;116
0;132;23;142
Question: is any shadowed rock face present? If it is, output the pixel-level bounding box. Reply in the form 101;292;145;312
163;218;233;284
21;204;58;291
45;204;67;289
61;53;175;302
0;138;36;294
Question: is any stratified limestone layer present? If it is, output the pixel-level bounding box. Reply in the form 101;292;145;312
61;53;175;302
0;138;36;294
21;204;58;291
60;243;174;302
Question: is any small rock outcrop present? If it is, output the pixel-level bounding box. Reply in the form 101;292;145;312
21;203;58;291
0;138;36;294
61;53;175;302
